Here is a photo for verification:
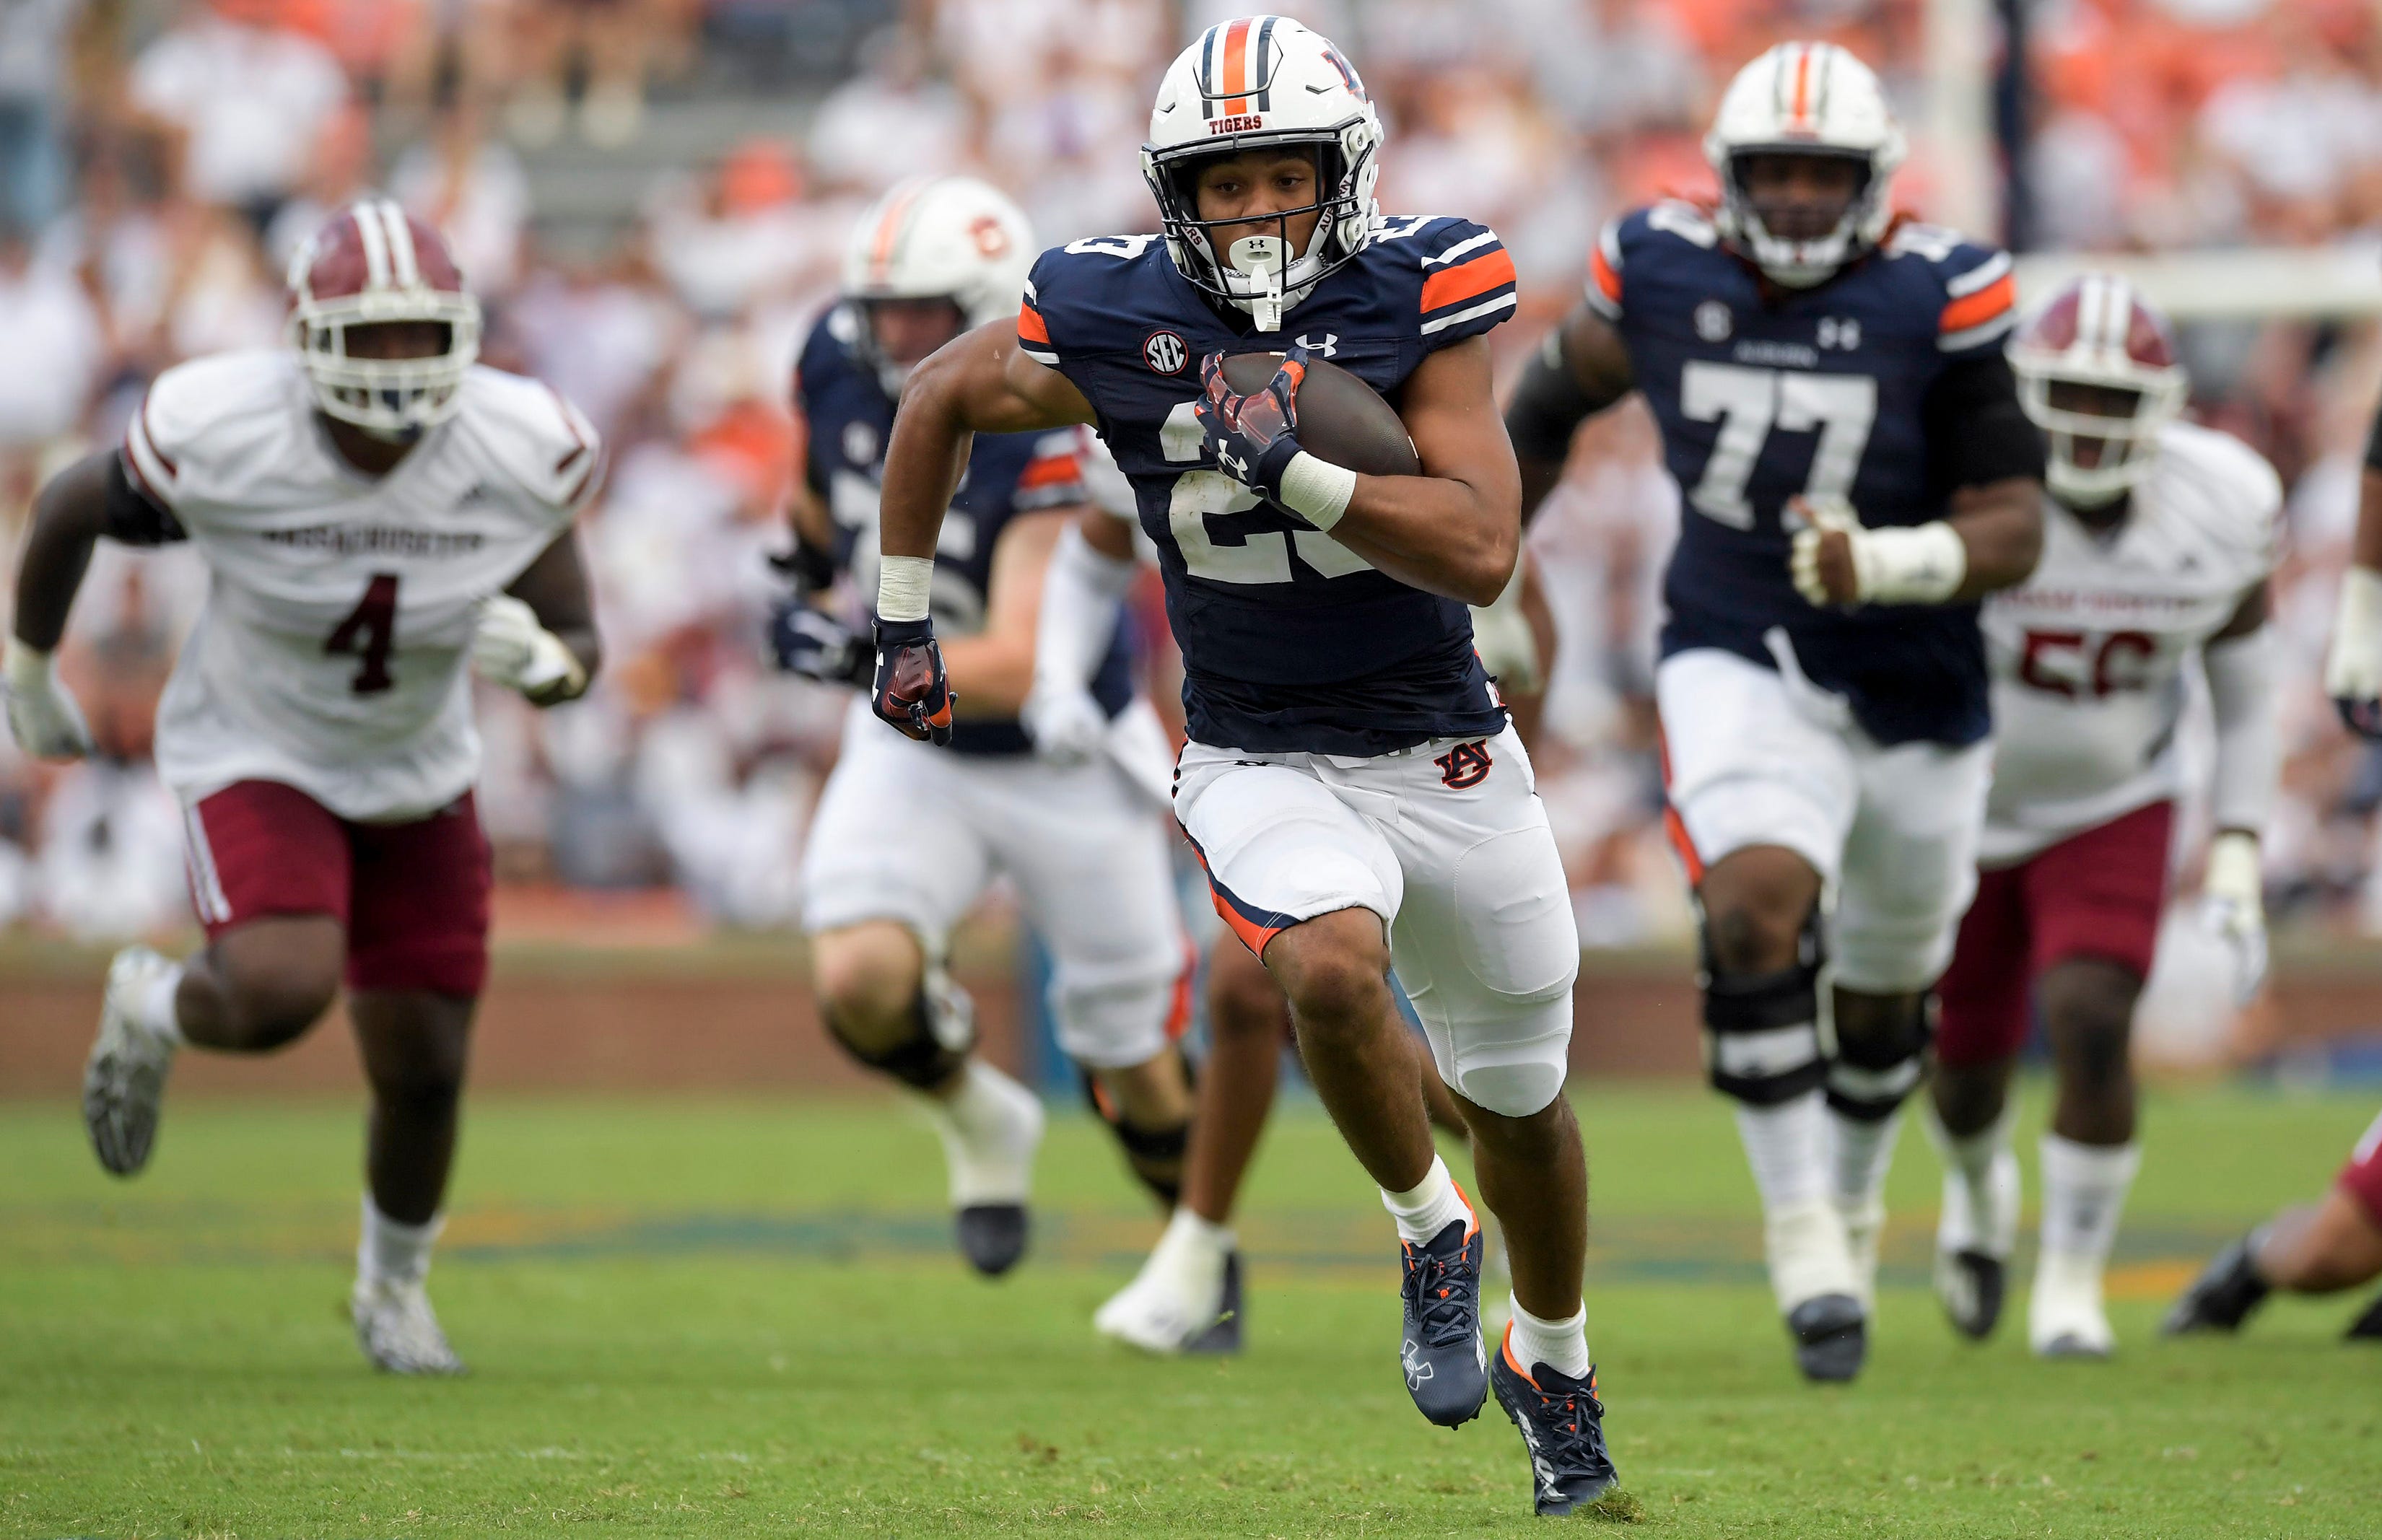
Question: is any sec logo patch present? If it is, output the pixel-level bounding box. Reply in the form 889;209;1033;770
1694;300;1733;343
1144;330;1189;375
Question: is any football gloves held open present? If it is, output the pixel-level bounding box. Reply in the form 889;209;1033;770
2199;829;2269;1005
2326;564;2382;739
471;595;587;704
2;639;94;760
870;614;956;746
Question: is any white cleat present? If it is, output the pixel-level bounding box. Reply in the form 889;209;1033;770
352;1278;466;1375
2030;1250;2116;1360
1096;1222;1233;1355
83;946;180;1176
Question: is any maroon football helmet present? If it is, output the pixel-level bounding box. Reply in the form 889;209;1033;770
285;198;481;439
2005;273;2187;507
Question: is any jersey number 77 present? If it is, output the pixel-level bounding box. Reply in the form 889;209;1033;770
1680;362;1877;529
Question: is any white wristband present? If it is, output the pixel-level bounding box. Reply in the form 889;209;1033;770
2324;564;2382;699
1276;451;1357;532
876;554;934;623
1853;520;1968;605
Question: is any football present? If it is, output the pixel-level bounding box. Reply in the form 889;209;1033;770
1222;352;1422;478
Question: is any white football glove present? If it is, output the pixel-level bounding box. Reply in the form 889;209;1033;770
2324;565;2382;717
1020;683;1108;765
471;595;585;701
3;638;94;760
1470;565;1542;694
2198;829;2268;1006
1788;495;1968;609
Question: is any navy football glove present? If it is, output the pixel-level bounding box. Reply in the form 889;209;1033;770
768;600;873;688
1195;348;1310;506
870;614;956;746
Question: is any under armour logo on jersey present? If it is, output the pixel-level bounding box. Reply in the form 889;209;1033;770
1818;317;1862;351
1144;329;1190;375
1434;739;1493;789
1294;332;1339;356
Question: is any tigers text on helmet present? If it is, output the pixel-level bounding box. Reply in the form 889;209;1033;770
1705;42;1906;289
285;199;481;441
2006;273;2188;509
841;175;1036;396
1141;15;1382;332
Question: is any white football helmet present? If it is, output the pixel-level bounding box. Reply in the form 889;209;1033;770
1141;16;1382;331
286;198;481;441
1705;42;1906;289
2007;273;2189;508
841;175;1035;395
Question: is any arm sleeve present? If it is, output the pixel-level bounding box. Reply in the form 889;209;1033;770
2204;624;2280;835
1506;329;1607;465
1034;522;1135;695
102;452;186;547
1922;355;2045;494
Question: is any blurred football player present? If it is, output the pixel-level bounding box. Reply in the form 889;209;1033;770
4;200;603;1374
2323;346;2382;740
2164;1106;2382;1341
769;176;1197;1280
1924;276;2278;1359
863;19;1616;1517
1036;422;1556;1357
1504;42;2046;1381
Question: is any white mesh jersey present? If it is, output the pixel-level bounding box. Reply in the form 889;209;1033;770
123;349;600;823
1979;419;2278;865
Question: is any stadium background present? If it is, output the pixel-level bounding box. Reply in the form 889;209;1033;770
5;0;2382;1090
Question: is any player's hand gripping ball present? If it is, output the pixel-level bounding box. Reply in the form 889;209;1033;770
870;615;956;746
1196;348;1312;507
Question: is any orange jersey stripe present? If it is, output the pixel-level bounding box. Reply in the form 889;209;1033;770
1940;272;2015;333
1018;299;1051;345
1015;452;1081;489
1420;249;1518;314
1588;243;1622;303
1221;17;1252;114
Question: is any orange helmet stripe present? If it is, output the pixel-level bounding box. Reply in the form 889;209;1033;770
1221;17;1253;115
868;182;925;282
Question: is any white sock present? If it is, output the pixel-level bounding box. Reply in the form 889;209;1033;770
1506;1295;1591;1381
1733;1090;1828;1215
1155;1205;1234;1265
1827;1105;1903;1214
139;963;186;1045
915;1059;1042;1206
1380;1155;1473;1245
2038;1133;2140;1265
1923;1100;2016;1254
358;1195;442;1287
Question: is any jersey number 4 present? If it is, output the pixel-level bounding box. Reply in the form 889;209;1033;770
1680;362;1877;529
326;572;400;694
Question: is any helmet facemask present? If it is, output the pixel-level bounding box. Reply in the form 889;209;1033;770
1718;147;1883;289
292;295;481;442
2017;370;2186;509
1143;126;1376;331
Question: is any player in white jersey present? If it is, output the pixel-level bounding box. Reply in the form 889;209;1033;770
1924;274;2279;1357
4;201;603;1375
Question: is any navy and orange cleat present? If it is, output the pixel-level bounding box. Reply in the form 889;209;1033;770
1491;1328;1620;1517
1398;1209;1488;1427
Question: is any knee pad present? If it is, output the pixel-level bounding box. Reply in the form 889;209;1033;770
1699;906;1828;1108
1826;993;1934;1123
1081;1071;1190;1208
825;967;976;1092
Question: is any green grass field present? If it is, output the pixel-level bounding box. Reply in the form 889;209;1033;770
4;1083;2378;1538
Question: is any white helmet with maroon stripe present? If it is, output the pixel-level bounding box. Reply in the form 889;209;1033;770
839;175;1034;395
2007;273;2189;507
1142;15;1383;331
1705;42;1906;288
285;198;481;440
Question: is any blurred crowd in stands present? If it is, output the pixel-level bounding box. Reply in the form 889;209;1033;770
4;0;2382;953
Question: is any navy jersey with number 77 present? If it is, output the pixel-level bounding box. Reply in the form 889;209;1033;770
1019;216;1518;757
1591;199;2021;747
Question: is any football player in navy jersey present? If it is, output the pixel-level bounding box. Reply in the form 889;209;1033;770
1504;41;2046;1383
865;18;1616;1518
770;177;1199;1282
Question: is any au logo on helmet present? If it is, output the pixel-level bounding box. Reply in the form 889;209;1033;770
1144;330;1190;375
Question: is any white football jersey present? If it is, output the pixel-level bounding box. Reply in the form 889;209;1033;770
123;349;599;822
1979;420;2278;865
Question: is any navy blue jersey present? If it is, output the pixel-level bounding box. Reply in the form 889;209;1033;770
796;302;1131;756
1591;201;2021;746
1019;216;1517;756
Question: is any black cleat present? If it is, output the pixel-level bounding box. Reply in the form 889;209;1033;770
2162;1233;2270;1336
2347;1293;2382;1341
1788;1293;1867;1383
956;1202;1029;1277
1182;1250;1244;1355
1935;1248;2007;1341
1399;1215;1488;1427
1491;1331;1620;1517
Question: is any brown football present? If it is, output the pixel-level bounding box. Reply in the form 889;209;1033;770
1222;352;1421;478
